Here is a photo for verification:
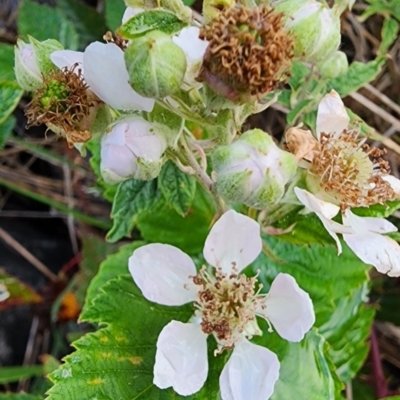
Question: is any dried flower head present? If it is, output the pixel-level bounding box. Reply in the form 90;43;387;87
25;64;94;147
198;5;294;102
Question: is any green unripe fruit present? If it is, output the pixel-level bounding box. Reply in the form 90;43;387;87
124;30;187;99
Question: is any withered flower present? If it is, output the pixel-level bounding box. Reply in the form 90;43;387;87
25;64;95;148
198;5;294;102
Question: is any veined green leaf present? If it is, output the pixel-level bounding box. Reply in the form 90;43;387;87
118;9;187;39
0;81;23;125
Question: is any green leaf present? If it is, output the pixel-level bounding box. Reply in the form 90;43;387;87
253;330;341;400
379;18;399;55
0;81;23;125
56;0;108;48
118;9;187;39
0;116;16;150
82;242;144;313
136;182;216;254
48;274;223;400
328;58;385;97
158;161;197;217
0;394;43;400
288;61;310;91
352;200;400;218
0;365;43;384
106;179;158;243
71;234;118;307
287;99;313;125
104;0;126;31
319;287;375;382
0;44;16;81
18;0;79;50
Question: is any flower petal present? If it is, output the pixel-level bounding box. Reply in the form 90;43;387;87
122;7;144;24
260;273;315;342
382;174;400;196
51;50;84;72
154;321;208;396
294;187;352;254
203;210;262;273
83;42;155;112
128;243;197;306
343;209;397;234
220;338;280;400
316;90;349;139
343;232;400;277
172;27;208;64
294;187;340;219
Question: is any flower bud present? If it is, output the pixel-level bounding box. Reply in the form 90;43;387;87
273;0;341;63
124;30;187;99
14;37;63;91
317;50;348;79
212;129;297;209
100;117;167;184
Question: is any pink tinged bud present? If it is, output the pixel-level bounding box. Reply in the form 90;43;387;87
100;117;167;184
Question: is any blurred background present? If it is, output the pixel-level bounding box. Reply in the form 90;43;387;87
0;0;400;399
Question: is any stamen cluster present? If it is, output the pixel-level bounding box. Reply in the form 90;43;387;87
198;5;294;102
193;265;264;350
26;64;94;148
310;130;395;209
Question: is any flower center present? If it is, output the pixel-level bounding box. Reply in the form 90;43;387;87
193;265;264;351
309;130;395;209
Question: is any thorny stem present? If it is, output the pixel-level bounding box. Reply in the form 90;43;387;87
179;134;226;214
370;327;389;399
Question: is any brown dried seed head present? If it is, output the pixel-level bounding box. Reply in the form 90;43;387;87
25;64;95;148
198;5;294;102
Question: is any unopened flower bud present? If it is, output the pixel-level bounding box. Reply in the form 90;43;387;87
212;129;297;209
124;31;187;99
273;0;341;63
14;37;63;91
317;51;348;79
100;117;167;184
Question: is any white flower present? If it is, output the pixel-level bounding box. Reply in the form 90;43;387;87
172;26;208;87
51;42;155;112
295;187;400;277
129;210;315;398
100;116;166;184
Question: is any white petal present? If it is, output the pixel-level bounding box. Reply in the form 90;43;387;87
172;27;208;64
154;321;208;396
316;90;349;139
261;273;315;342
128;244;197;306
343;209;397;234
220;339;280;400
382;174;400;196
51;50;84;72
294;187;340;219
203;210;262;273
343;232;400;277
83;42;154;112
294;187;352;253
122;7;144;24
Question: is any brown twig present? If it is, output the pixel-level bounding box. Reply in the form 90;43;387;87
0;227;58;282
